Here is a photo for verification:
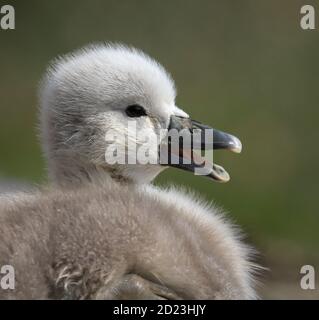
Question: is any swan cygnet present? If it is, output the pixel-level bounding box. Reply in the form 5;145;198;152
0;44;258;299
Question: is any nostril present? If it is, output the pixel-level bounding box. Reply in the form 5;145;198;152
168;115;192;131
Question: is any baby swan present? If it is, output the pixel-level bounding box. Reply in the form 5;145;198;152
0;44;258;299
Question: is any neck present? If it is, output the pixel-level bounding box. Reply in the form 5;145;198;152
47;155;130;188
46;155;163;188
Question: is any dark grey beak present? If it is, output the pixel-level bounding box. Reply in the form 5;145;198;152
191;120;242;153
159;115;242;182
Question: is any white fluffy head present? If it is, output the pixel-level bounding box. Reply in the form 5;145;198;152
40;43;188;185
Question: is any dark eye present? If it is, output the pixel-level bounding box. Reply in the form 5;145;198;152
125;105;147;118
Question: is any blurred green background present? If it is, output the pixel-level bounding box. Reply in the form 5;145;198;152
0;0;318;298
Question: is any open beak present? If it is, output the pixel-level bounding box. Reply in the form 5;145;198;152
159;115;242;182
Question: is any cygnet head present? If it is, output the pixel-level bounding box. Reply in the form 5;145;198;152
40;44;241;186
